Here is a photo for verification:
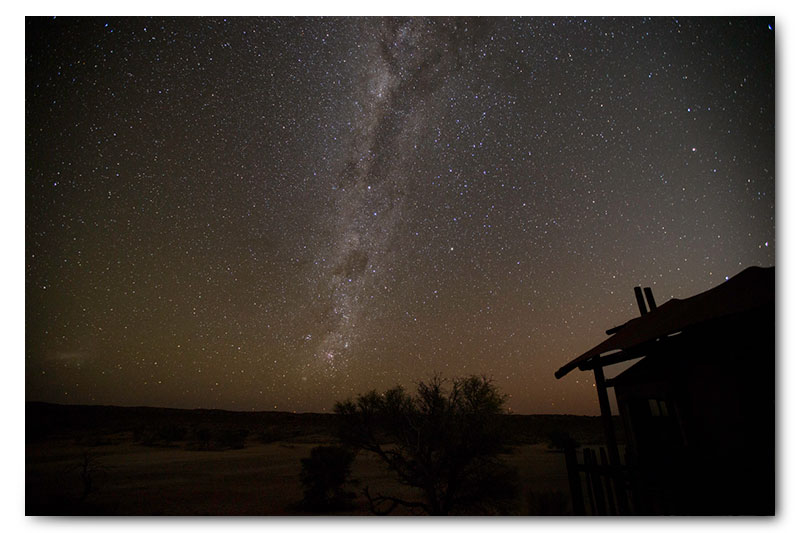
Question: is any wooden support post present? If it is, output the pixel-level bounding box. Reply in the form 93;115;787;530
564;446;586;515
589;449;607;515
593;364;631;515
593;365;621;468
625;447;639;513
584;448;597;515
599;447;618;515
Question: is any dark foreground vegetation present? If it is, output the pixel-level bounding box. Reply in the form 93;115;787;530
333;375;517;514
26;401;614;448
26;397;614;515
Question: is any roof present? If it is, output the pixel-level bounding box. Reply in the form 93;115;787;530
554;266;775;379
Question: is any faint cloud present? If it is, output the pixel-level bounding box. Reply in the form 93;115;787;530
47;351;92;368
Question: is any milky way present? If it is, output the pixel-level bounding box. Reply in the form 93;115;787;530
26;17;774;413
309;19;487;376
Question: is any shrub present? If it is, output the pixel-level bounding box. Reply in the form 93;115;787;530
133;424;187;446
547;430;579;452
299;445;356;511
157;424;187;443
193;427;213;450
218;428;249;449
527;489;570;515
258;427;280;443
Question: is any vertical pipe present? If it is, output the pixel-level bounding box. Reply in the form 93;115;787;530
633;287;648;316
643;287;657;312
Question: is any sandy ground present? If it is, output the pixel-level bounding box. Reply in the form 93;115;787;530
26;434;573;515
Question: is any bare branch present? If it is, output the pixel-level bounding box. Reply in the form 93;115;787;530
363;486;429;516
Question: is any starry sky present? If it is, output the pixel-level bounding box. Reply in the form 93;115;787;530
25;16;775;415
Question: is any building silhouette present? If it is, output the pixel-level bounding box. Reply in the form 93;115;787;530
555;266;774;515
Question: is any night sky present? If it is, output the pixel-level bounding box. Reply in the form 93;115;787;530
25;17;775;414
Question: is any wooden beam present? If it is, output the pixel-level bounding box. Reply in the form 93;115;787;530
593;365;621;469
579;334;683;374
578;349;645;373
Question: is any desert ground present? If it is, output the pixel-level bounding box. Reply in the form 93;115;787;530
26;402;611;515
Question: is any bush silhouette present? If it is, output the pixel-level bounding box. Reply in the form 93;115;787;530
335;375;518;515
192;427;213;450
258;427;280;443
217;428;249;449
183;426;249;450
299;445;356;511
547;430;578;452
133;424;189;447
527;489;570;515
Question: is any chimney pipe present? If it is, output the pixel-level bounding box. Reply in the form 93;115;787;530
643;287;657;312
634;287;648;316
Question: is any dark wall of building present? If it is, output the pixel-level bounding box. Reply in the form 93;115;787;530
613;304;774;515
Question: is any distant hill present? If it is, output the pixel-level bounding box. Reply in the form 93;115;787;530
26;401;617;447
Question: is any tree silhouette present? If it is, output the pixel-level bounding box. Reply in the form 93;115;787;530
72;449;106;502
335;375;517;515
